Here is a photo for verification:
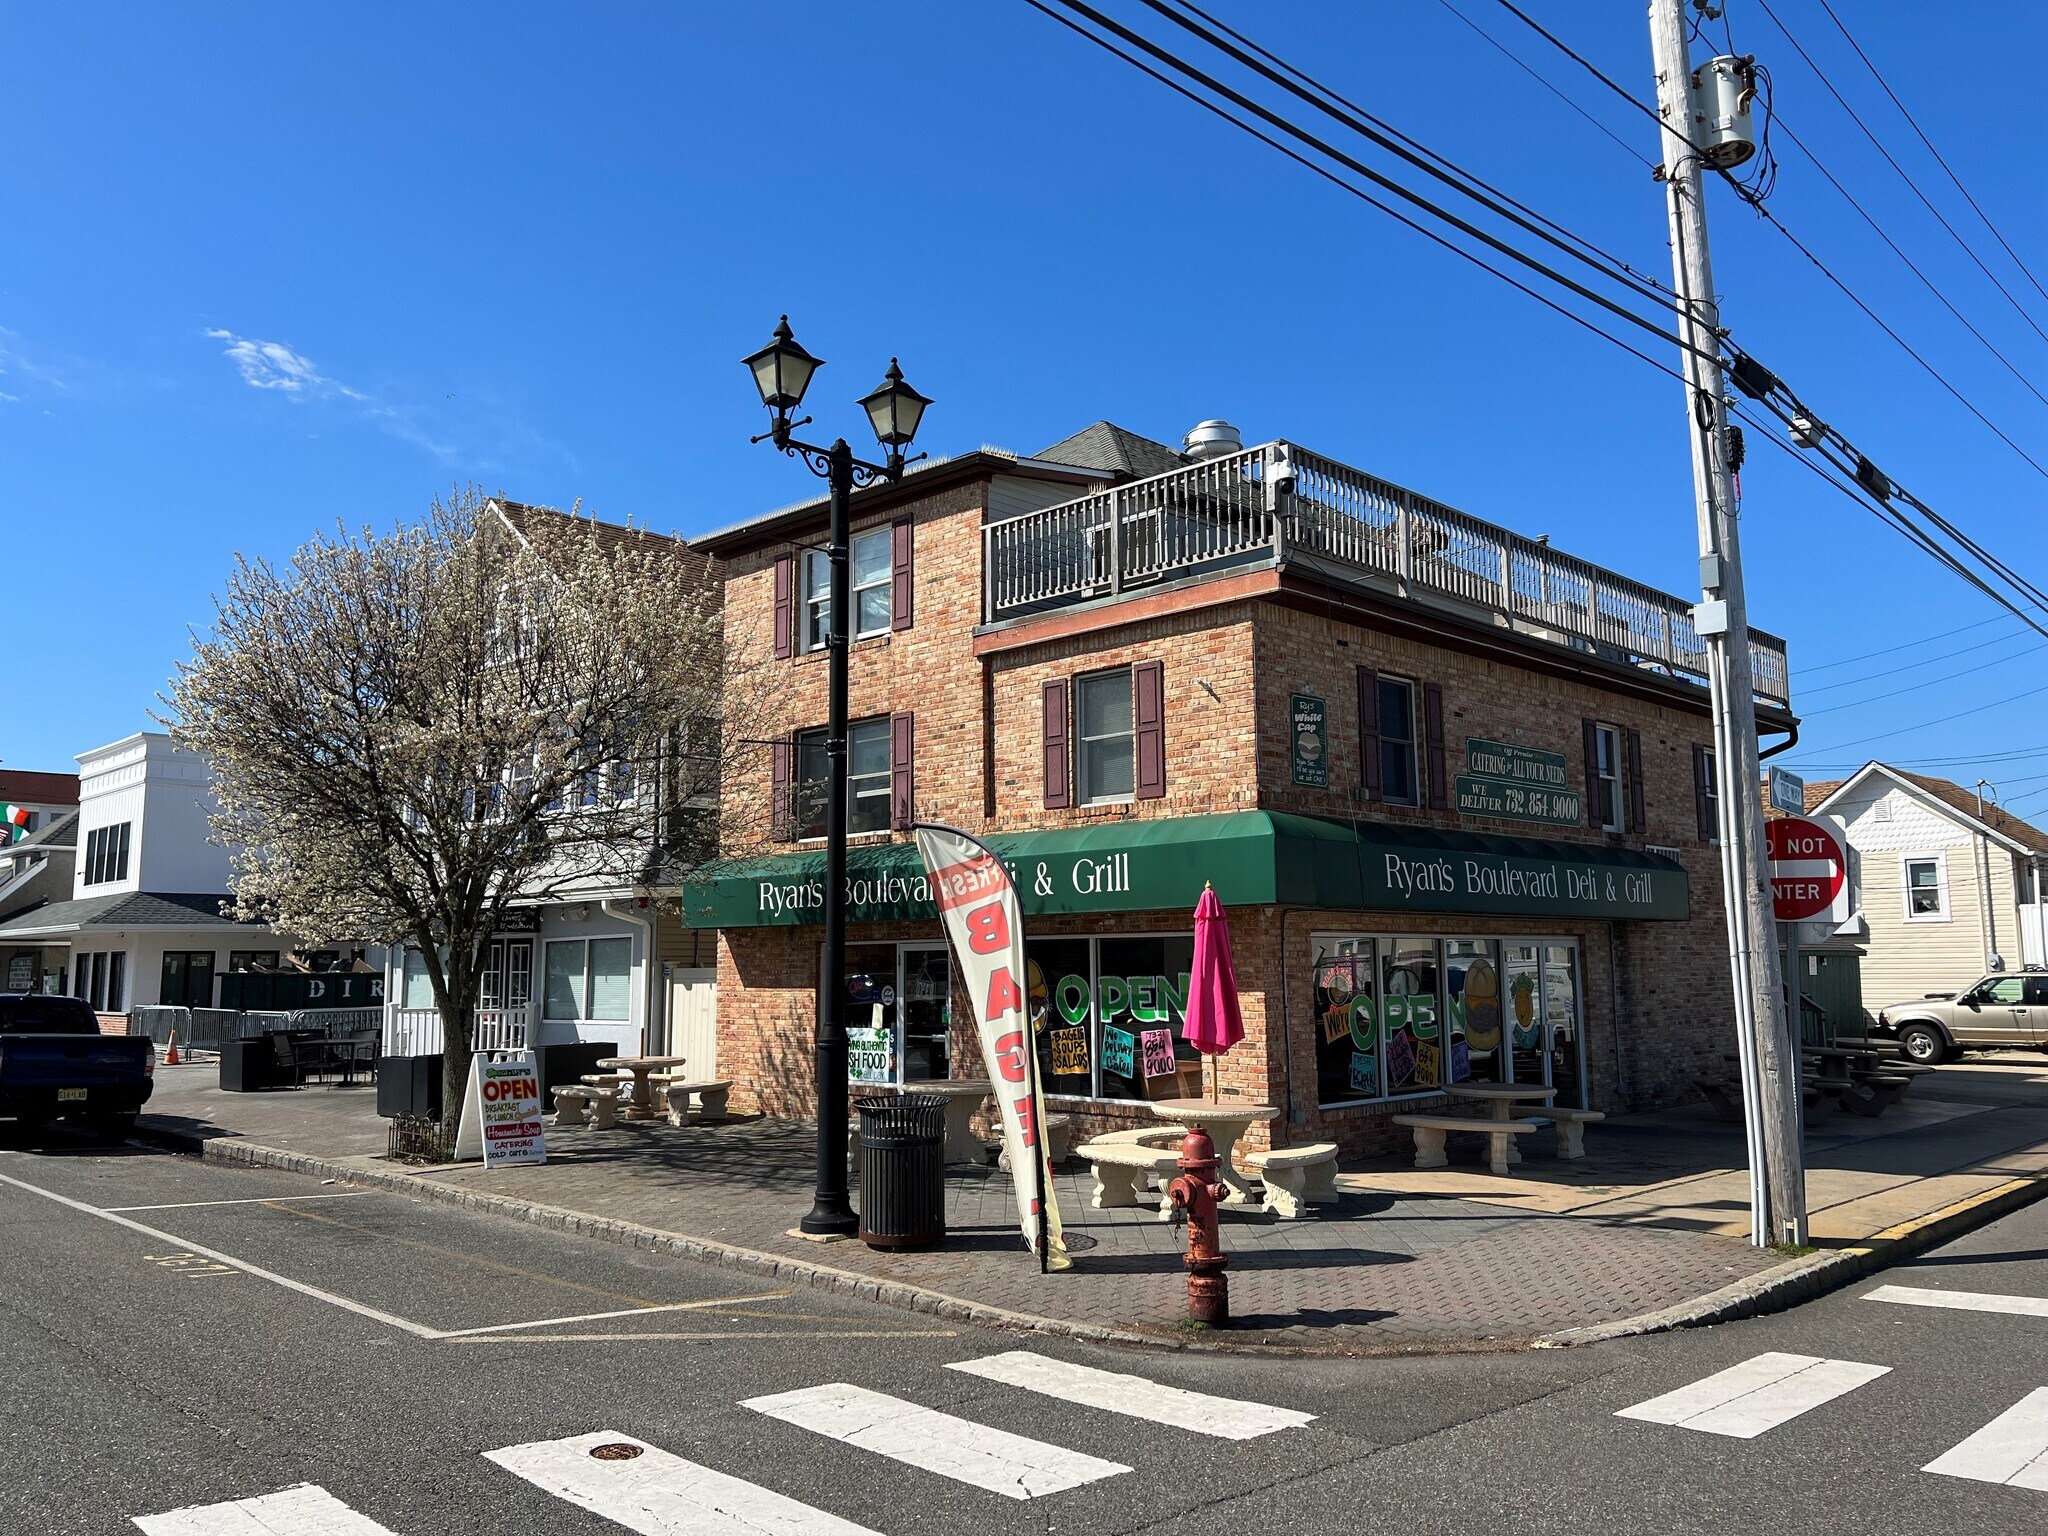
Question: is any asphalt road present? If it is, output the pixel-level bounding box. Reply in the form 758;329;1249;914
4;1132;2046;1535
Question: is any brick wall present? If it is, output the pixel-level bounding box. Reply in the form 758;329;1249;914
709;469;1747;1147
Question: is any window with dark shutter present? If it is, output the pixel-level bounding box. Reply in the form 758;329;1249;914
1134;660;1165;800
890;518;913;632
770;738;793;841
1625;728;1646;834
1694;745;1719;841
1424;683;1449;810
1582;719;1601;829
1042;679;1070;809
1357;667;1381;800
772;554;795;660
890;712;914;831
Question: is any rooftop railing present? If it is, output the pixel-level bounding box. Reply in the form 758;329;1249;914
982;440;1790;707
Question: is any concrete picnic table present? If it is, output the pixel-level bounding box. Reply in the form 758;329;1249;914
596;1055;687;1121
916;1079;995;1164
1443;1082;1556;1165
1146;1098;1280;1205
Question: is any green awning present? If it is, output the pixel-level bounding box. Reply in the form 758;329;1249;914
681;811;1688;927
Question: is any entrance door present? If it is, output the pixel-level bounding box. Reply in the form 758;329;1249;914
898;947;952;1083
159;950;215;1009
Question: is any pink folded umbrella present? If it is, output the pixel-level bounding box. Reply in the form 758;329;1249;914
1182;884;1244;1100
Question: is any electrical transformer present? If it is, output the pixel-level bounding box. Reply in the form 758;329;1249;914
1690;54;1758;169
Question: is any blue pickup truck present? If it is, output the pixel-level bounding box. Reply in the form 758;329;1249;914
0;994;155;1138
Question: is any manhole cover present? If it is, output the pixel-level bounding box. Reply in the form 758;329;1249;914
589;1443;644;1461
1060;1232;1100;1254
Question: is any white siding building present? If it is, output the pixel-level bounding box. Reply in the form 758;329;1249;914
1812;764;2048;1009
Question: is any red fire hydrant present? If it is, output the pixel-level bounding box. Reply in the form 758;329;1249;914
1167;1124;1230;1326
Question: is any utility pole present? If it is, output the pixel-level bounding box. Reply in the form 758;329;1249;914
1977;780;2003;971
1648;0;1808;1246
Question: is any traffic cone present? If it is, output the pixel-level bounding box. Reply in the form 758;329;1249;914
164;1031;180;1066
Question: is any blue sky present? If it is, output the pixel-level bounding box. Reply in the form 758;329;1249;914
5;3;2044;811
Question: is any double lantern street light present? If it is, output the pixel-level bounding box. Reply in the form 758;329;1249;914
744;317;932;1237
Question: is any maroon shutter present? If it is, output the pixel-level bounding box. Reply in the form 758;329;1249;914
1625;727;1646;834
769;738;793;841
772;554;795;660
1693;745;1715;840
1133;661;1166;801
1582;719;1601;828
1424;683;1448;810
890;518;913;632
890;712;914;831
1357;667;1381;800
1042;679;1070;809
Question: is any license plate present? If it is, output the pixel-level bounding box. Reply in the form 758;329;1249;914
56;1087;88;1102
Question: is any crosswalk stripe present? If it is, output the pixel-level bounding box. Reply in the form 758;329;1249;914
1866;1284;2048;1318
484;1431;881;1535
945;1350;1315;1440
1924;1388;2048;1491
1614;1352;1891;1439
133;1482;399;1535
742;1382;1130;1500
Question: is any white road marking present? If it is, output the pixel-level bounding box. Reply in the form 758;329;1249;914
486;1430;882;1535
1924;1387;2048;1490
448;1329;961;1344
1866;1283;2048;1318
742;1382;1130;1500
133;1481;399;1534
0;1169;442;1338
102;1192;373;1213
946;1350;1315;1439
1614;1352;1891;1439
435;1291;795;1337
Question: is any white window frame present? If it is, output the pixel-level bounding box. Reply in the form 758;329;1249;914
1075;667;1136;808
541;935;634;1023
793;717;892;841
1378;677;1419;807
1902;852;1950;923
1594;723;1624;833
803;527;893;652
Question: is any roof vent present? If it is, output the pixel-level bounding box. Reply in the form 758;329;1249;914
1182;419;1243;460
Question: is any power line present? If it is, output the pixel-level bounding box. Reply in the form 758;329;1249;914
1028;0;2048;642
1432;0;1650;168
1753;0;2048;346
1811;0;2048;311
1797;640;2048;716
1801;615;2015;673
1490;0;2048;489
1795;678;2048;752
1800;626;2031;692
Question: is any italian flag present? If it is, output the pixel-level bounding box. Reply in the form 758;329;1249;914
2;806;28;843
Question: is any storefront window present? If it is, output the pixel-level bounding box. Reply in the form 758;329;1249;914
1024;934;1196;1101
543;936;634;1023
844;943;954;1086
1317;933;1583;1108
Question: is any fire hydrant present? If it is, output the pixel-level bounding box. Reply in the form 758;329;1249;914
1167;1124;1230;1326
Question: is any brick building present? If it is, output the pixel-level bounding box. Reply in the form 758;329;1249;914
681;422;1796;1156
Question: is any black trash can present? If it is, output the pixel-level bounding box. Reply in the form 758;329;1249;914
856;1093;947;1251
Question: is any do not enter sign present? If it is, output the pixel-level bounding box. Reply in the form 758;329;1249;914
1766;815;1848;923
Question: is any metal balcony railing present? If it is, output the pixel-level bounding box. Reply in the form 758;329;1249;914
982;440;1791;707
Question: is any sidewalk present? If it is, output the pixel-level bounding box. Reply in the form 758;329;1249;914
135;1054;2048;1354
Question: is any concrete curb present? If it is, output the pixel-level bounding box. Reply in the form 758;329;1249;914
1537;1168;2048;1348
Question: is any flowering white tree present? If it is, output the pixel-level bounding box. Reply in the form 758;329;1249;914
170;490;753;1124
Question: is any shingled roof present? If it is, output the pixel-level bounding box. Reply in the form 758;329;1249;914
493;499;717;596
1035;421;1188;481
0;890;256;939
0;769;79;807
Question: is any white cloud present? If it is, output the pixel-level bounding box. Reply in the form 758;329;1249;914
204;328;327;393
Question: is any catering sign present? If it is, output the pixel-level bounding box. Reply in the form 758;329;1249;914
452;1050;547;1166
1458;737;1582;826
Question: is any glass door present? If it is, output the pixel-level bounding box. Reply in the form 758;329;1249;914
898;947;952;1083
1543;943;1586;1109
505;940;533;1014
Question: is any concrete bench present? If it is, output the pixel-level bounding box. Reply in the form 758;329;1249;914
660;1079;733;1127
1390;1113;1539;1176
552;1085;617;1129
1076;1139;1181;1218
1245;1143;1339;1218
997;1113;1074;1171
1513;1106;1607;1160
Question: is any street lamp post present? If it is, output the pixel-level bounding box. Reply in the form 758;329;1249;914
744;316;931;1236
